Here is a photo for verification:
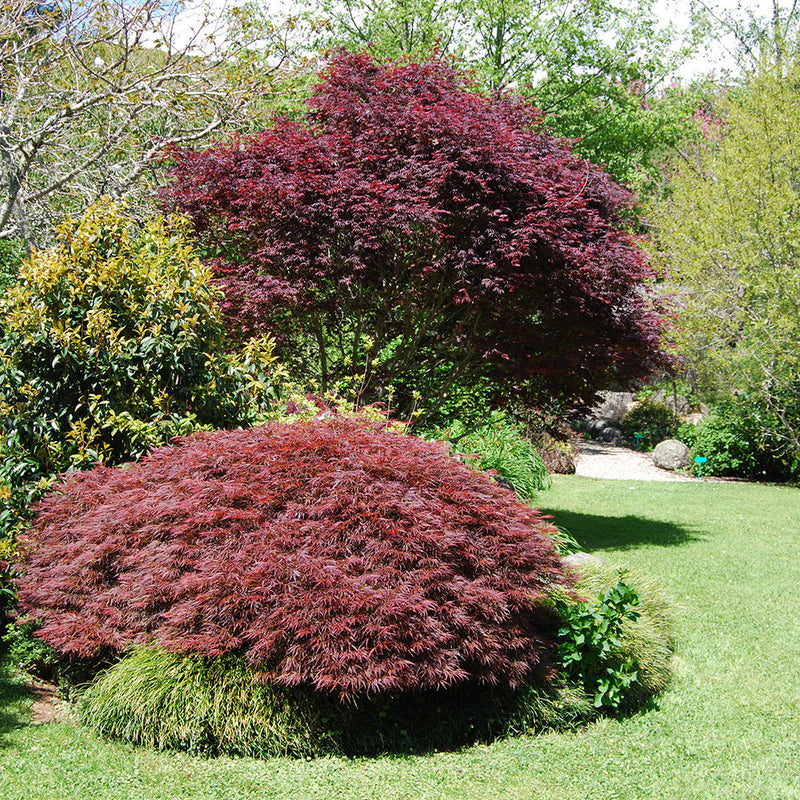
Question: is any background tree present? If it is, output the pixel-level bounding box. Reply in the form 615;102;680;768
304;0;704;189
653;59;800;468
696;0;800;71
164;52;666;425
0;0;301;248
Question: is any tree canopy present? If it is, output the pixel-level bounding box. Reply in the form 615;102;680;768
653;59;800;464
164;52;665;423
303;0;701;188
0;0;298;247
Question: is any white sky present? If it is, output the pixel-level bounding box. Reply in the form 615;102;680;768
669;0;779;77
173;0;783;80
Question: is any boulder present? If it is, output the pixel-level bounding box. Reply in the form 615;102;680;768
598;426;623;445
650;390;693;416
593;391;637;423
652;439;691;471
585;417;623;444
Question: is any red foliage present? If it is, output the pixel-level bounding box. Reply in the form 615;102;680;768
163;52;666;417
16;418;572;698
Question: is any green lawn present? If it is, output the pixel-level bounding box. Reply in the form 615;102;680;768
1;476;799;800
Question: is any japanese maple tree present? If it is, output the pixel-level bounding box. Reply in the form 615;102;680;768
16;417;571;698
164;52;665;421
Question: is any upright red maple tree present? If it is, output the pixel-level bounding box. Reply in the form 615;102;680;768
164;52;664;420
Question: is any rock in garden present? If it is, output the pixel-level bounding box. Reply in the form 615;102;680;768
593;391;637;423
586;417;623;444
652;439;691;471
650;390;693;416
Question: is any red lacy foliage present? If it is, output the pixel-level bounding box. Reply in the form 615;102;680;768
163;52;666;415
16;419;572;698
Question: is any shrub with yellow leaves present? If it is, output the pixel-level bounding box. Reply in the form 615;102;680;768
0;199;282;572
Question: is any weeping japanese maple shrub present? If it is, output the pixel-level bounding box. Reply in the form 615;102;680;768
16;416;583;755
163;52;666;425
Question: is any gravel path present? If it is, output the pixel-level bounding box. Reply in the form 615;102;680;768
574;439;695;482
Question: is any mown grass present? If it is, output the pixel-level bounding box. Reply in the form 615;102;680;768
1;476;799;800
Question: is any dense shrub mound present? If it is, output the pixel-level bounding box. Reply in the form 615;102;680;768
16;418;572;699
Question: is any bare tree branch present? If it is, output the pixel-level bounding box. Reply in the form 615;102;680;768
0;0;299;246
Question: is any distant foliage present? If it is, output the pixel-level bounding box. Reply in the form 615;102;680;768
164;51;665;423
677;396;798;481
0;199;279;543
654;62;800;465
622;399;675;449
428;413;549;500
16;417;571;698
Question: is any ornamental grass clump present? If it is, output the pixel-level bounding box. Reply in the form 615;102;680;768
78;647;593;757
427;412;550;501
16;418;571;701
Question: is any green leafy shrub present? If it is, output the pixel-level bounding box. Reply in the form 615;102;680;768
2;620;59;681
80;647;593;758
622;399;675;449
677;395;797;481
427;412;550;500
0;199;280;546
549;526;583;557
557;559;677;709
555;578;642;709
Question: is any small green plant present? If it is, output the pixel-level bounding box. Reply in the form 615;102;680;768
554;577;642;709
2;621;59;680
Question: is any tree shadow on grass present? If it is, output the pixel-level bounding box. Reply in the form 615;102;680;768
538;509;707;552
0;660;32;748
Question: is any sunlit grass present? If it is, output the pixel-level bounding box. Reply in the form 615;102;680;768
1;476;798;800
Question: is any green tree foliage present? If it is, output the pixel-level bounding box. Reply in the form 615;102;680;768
0;198;279;546
305;0;702;188
654;61;800;469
